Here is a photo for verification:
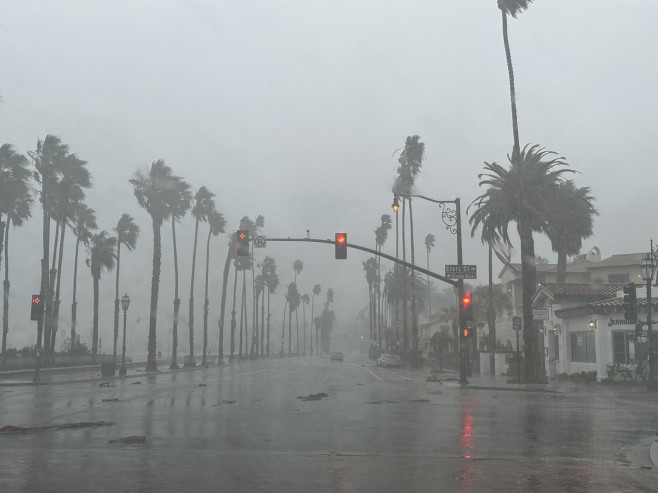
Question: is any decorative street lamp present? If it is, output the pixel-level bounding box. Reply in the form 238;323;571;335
640;246;656;391
119;293;130;376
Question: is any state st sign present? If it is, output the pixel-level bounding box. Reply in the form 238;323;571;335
444;264;477;279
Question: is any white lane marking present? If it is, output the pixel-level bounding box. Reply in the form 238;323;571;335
348;362;382;381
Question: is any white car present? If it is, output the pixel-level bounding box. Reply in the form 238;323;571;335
376;354;402;368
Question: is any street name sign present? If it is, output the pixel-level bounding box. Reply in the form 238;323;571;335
444;264;477;279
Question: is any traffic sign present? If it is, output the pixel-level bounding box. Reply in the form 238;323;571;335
445;264;477;279
513;316;522;331
254;235;266;248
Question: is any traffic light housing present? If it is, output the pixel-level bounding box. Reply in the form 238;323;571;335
236;230;250;257
623;284;637;323
461;291;473;322
31;294;42;321
335;233;347;259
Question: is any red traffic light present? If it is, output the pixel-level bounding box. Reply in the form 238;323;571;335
31;294;42;321
336;234;346;244
335;233;347;259
462;292;472;306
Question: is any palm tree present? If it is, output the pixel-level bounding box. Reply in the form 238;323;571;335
255;273;265;357
130;160;179;372
469;144;574;382
202;209;226;366
188;186;215;365
292;260;303;355
301;294;310;355
86;231;117;363
264;259;279;357
424;233;436;317
498;0;534;157
393;135;425;357
112;214;139;367
310;284;321;355
165;176;192;369
363;257;378;355
29;135;69;354
70;203;97;352
375;214;392;347
546;181;597;282
0;144;32;366
49;153;92;354
286;282;300;355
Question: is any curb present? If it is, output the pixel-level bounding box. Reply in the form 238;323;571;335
651;440;658;468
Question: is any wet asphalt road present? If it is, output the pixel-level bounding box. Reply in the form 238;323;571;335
1;355;657;492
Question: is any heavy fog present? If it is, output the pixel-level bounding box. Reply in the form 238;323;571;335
0;0;656;355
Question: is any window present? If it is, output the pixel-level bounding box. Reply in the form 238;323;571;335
608;273;629;284
570;331;596;363
612;331;635;364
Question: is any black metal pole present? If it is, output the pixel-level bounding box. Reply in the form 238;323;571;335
120;309;127;376
648;279;656;390
516;329;521;382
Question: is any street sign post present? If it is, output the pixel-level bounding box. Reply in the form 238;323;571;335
445;264;477;279
254;235;266;248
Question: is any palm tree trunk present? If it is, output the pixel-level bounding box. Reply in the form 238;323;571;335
2;217;10;368
202;228;212;366
310;294;314;356
38;187;50;351
488;242;497;374
266;289;271;356
556;250;567;283
43;220;59;359
401;198;408;355
280;299;287;356
518;222;538;382
113;242;122;367
218;249;232;363
288;299;293;356
50;221;67;355
302;302;306;355
146;217;162;372
230;261;238;361
188;218;199;362
92;275;100;363
409;198;419;362
261;290;265;357
427;248;431;317
171;219;181;369
71;236;81;353
502;8;520;157
239;269;246;358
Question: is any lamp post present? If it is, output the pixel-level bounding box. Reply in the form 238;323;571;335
640;245;656;391
119;293;130;376
391;194;465;382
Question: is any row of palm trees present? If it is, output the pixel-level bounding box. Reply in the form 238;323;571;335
1;140;337;370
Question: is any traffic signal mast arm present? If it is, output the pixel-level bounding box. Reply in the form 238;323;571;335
265;237;459;287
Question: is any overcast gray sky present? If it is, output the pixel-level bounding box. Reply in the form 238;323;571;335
1;0;656;352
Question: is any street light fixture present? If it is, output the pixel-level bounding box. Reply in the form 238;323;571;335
588;319;597;329
640;246;657;391
119;293;130;376
391;195;400;213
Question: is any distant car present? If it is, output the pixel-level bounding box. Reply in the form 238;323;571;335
376;354;402;368
330;352;344;361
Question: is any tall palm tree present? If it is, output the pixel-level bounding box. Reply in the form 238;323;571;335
86;231;117;363
218;232;237;362
165;176;192;368
255;273;265;357
393;135;424;358
286;282;300;355
256;256;276;358
546;181;597;282
49;153;92;354
70;203;97;352
29;135;69;354
301;294;310;355
0;144;32;366
188;186;215;365
498;0;534;157
130;160;178;372
469;144;574;382
292;260;303;355
363;257;378;354
202;209;226;366
2;188;33;363
112;214;140;367
375;214;392;347
424;233;436;317
310;284;321;355
264;259;279;357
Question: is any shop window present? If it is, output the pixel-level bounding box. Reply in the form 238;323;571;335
570;331;596;363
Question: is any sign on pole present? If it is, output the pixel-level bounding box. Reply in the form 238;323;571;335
513;316;522;331
445;264;477;279
254;235;266;248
